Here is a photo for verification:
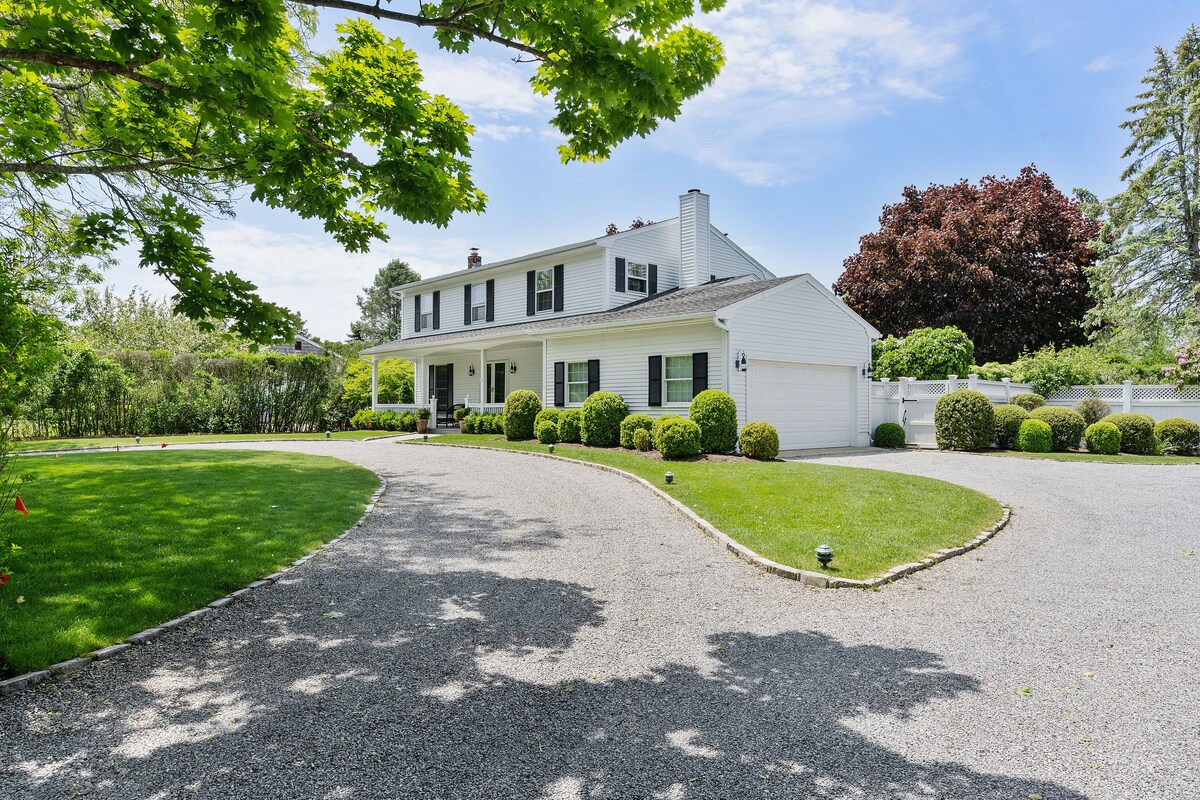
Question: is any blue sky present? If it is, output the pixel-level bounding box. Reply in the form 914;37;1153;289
107;1;1199;340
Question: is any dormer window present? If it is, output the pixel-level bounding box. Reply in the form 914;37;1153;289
471;284;486;322
536;267;554;312
627;262;647;293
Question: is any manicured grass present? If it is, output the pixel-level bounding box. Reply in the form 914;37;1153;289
10;430;387;453
416;435;1001;581
1;450;378;676
981;450;1200;465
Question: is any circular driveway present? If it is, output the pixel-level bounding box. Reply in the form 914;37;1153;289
2;442;1197;799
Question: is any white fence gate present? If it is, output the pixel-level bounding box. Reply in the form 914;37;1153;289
870;376;1200;448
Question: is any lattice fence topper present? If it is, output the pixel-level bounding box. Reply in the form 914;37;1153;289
871;382;900;398
907;381;949;397
1132;384;1200;401
1049;385;1126;401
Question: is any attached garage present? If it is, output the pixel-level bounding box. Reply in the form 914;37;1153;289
746;361;857;450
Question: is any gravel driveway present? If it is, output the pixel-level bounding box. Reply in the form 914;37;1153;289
2;442;1197;799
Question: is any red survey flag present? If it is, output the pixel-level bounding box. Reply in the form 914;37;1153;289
14;495;28;516
161;443;168;448
0;572;9;586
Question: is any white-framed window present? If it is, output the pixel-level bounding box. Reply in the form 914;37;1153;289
419;295;433;331
536;267;554;312
471;284;486;322
664;355;693;404
566;361;589;404
627;262;647;293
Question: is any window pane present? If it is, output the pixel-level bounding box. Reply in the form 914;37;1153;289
665;356;692;380
536;268;554;291
568;383;587;403
537;291;553;311
473;284;486;304
421;313;432;329
567;362;588;382
666;379;691;404
628;278;646;293
472;306;486;321
627;262;646;278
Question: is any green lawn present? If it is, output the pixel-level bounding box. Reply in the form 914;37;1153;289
415;436;1001;581
10;430;388;453
1;450;378;676
981;450;1200;465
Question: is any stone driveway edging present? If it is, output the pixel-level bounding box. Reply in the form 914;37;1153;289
0;478;388;698
419;443;1012;590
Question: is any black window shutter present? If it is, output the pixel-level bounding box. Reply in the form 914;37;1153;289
648;355;662;406
432;290;440;330
587;359;600;396
526;270;536;316
615;257;626;293
553;361;565;407
413;293;421;332
649;264;658;295
463;284;472;326
553;264;564;311
485;279;495;322
692;351;709;397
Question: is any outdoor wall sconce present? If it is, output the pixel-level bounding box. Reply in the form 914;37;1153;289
815;544;834;568
734;351;748;372
468;365;476;376
862;363;874;378
509;362;517;374
664;471;674;484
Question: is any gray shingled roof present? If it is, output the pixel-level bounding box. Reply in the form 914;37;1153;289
361;276;797;354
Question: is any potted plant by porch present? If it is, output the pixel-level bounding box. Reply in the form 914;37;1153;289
415;407;431;433
454;406;472;433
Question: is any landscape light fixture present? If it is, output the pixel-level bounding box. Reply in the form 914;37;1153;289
548;444;555;453
664;471;674;484
325;430;331;439
815;544;834;568
423;434;429;442
135;436;141;444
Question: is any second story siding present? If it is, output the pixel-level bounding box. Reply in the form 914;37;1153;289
602;220;681;309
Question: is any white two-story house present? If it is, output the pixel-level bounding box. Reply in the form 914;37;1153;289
360;190;880;450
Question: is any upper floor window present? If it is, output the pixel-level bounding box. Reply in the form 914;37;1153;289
419;295;433;331
665;355;693;404
471;284;486;322
536;268;555;312
627;262;647;293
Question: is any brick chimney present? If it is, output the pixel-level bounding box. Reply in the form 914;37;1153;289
467;247;482;269
679;189;710;287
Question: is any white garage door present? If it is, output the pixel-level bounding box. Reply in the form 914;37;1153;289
747;361;856;450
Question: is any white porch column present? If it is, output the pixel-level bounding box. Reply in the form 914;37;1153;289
370;357;379;410
479;349;486;407
541;339;548;406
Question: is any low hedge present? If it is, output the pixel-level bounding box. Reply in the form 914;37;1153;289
1017;419;1052;453
1105;412;1157;455
504;390;542;440
535;419;559;444
1155;417;1200;455
656;417;702;459
464;412;503;435
739;422;779;460
934;389;994;451
689;389;738;454
557;409;582;443
873;422;906;449
1085;421;1121;455
619;413;654;449
1030;406;1086;452
580;392;628;447
1011;393;1046;411
992;404;1029;450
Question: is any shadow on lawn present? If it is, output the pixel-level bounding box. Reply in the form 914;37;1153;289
2;464;1083;799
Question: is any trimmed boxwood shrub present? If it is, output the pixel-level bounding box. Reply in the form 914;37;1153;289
1011;393;1046;411
651;414;683;451
535;419;559;444
1073;397;1111;427
1155;417;1200;455
619;413;654;449
462;413;478;434
453;406;472;422
688;389;738;454
632;428;652;452
656;417;702;459
1105;412;1157;455
934;389;994;451
534;408;560;429
992;404;1029;450
1017;419;1052;452
1085;421;1121;455
739;422;779;460
580;391;628;447
503;390;542;440
351;409;382;430
873;422;906;449
1030;406;1087;452
556;409;581;443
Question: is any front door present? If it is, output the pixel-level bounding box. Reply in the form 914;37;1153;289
486;361;507;404
428;364;454;415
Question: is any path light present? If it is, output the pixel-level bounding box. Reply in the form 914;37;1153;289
548;444;555;453
423;434;429;442
135;436;141;444
325;430;331;439
815;544;834;568
664;471;674;484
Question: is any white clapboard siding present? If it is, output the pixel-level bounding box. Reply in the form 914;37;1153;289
709;228;771;281
603;219;682;309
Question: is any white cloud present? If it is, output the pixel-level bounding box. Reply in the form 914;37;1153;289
474;123;534;142
1085;54;1119;72
418;52;548;118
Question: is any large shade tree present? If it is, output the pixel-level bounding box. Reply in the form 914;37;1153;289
834;166;1099;363
0;0;726;342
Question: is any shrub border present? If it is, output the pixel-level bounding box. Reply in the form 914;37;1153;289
0;477;388;697
419;443;1011;590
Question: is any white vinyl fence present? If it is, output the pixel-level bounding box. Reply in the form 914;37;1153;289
871;376;1200;448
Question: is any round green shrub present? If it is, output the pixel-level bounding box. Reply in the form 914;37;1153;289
651;414;683;451
1105;412;1157;455
1016;419;1052;452
619;413;654;449
534;408;560;429
656;417;702;459
1030;406;1087;452
1011;393;1046;411
1072;397;1111;427
580;391;628;447
992;404;1029;450
873;422;906;449
934;389;995;451
503;390;542;440
632;427;652;452
1155;417;1200;455
535;419;559;444
688;389;738;454
556;409;582;443
739;422;780;460
1084;421;1121;455
462;413;478;434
